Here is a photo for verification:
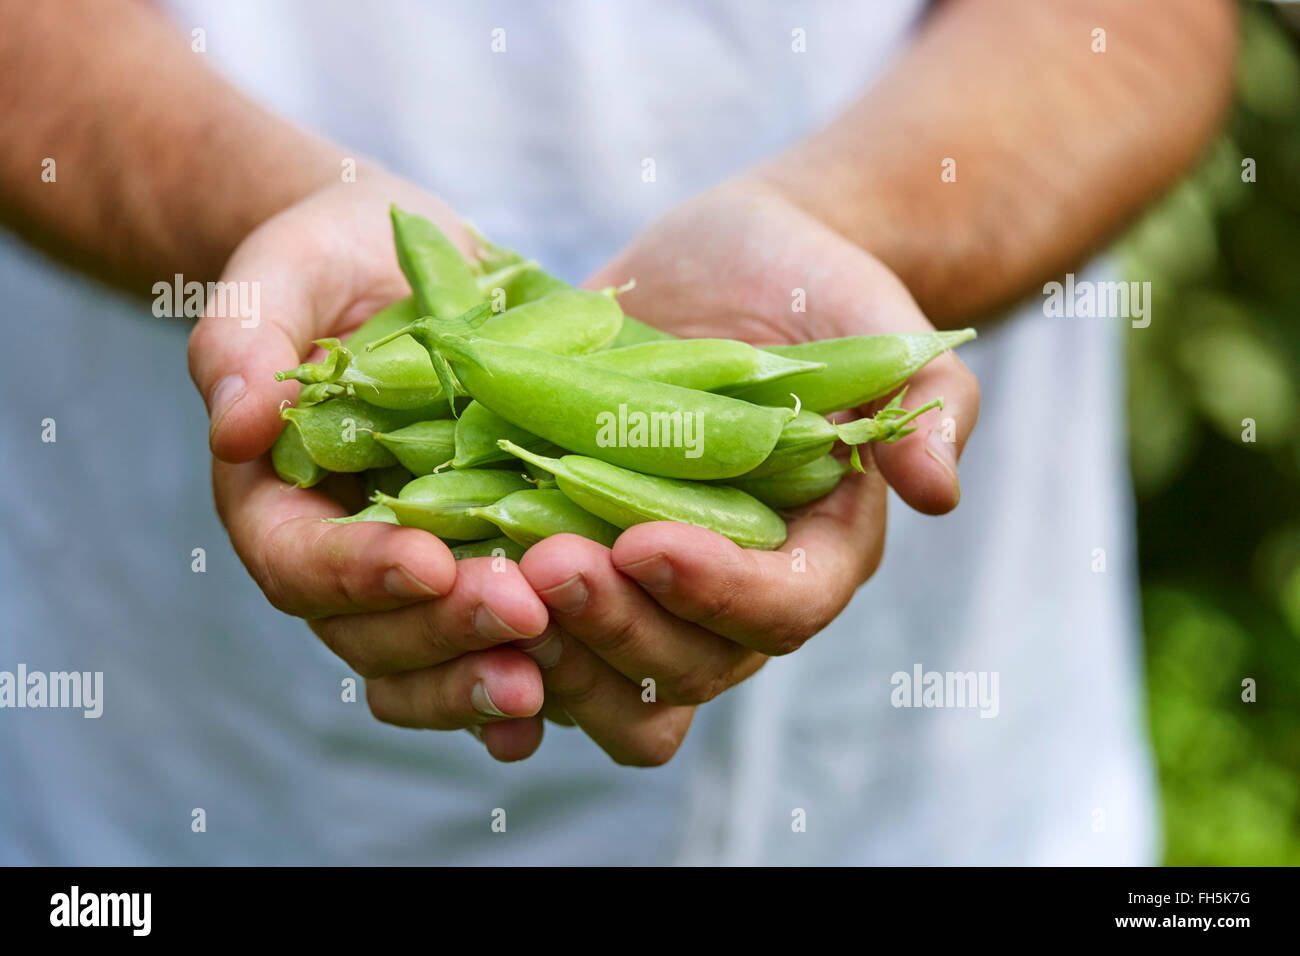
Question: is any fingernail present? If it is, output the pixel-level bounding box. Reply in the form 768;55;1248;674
515;627;563;669
538;573;588;613
617;553;673;592
925;428;961;500
384;566;441;600
208;374;245;429
474;604;527;642
471;681;507;718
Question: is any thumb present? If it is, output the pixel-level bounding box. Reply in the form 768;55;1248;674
187;255;327;463
867;349;980;515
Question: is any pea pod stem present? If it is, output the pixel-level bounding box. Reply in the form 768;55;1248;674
275;338;352;385
834;389;944;472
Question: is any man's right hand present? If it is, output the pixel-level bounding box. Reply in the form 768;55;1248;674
187;175;553;762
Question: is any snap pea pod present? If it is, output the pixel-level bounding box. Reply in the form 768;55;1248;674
316;290;625;411
744;390;943;477
498;441;788;551
451;338;825;468
726;454;849;509
369;420;457;476
731;329;975;413
271;426;327;488
276;333;451;411
279;396;447;473
390;205;485;320
328;503;400;525
411;332;795;480
371;469;531;540
449;536;527;562
277;298;434;410
466;488;622;548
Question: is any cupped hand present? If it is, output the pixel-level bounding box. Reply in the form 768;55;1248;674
516;178;980;765
187;174;551;761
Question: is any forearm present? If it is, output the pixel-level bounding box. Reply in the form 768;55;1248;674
758;0;1238;326
0;0;347;291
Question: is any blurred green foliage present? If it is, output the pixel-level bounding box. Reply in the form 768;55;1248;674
1118;3;1300;865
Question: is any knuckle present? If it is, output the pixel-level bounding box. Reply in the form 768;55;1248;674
610;725;684;768
660;669;726;706
364;681;400;725
544;658;605;707
583;612;643;659
764;623;816;657
254;528;297;615
691;553;752;627
310;619;384;678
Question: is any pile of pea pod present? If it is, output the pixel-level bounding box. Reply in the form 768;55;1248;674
270;205;975;554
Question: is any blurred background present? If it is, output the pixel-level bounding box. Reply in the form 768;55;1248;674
1118;2;1300;864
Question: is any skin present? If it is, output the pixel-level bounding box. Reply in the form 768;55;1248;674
0;0;1238;764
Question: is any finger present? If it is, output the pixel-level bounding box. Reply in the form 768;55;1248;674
610;461;887;655
522;627;694;767
187;246;338;463
479;717;545;762
213;457;457;618
868;349;980;515
519;536;762;705
311;557;549;678
365;647;543;731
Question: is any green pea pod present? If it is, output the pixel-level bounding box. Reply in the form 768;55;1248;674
369;420;457;476
726;455;849;509
449;536;528;561
271;426;327;488
274;299;433;410
390;205;485;320
372;469;532;540
499;441;788;551
327;502;400;525
337;290;625;412
466;488;622;548
466;289;624;355
280;396;447;473
744;390;943;477
420;333;794;480
451;338;825;468
732;329;976;413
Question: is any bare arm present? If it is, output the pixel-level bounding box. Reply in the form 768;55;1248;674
758;0;1239;326
0;0;345;290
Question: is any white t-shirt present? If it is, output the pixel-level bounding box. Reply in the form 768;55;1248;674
0;0;1156;864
